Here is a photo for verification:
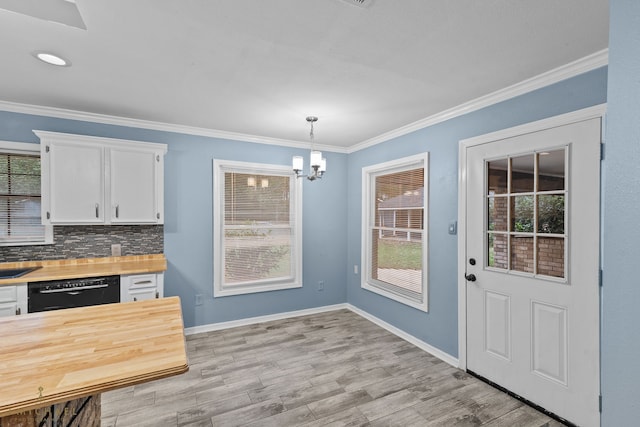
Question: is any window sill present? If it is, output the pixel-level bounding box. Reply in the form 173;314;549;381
214;281;302;297
362;280;428;312
0;240;54;247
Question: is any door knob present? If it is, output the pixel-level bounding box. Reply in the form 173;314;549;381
465;273;477;282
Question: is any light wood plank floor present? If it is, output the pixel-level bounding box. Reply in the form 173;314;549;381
102;309;564;426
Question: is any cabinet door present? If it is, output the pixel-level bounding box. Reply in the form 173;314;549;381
128;287;158;302
0;302;18;317
47;142;104;223
110;148;159;223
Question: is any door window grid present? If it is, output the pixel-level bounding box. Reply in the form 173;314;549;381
486;148;567;279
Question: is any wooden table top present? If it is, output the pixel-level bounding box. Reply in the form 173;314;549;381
0;254;167;286
0;296;189;417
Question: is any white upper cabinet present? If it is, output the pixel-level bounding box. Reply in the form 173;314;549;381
48;142;105;224
35;131;167;225
110;148;160;223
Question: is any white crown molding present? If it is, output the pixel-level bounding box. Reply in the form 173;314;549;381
0;50;606;155
0;99;348;154
347;49;609;153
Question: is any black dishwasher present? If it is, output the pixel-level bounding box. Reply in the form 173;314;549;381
28;275;120;313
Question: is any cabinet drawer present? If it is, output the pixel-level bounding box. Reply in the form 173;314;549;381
0;286;17;303
125;274;157;290
0;301;18;317
129;288;158;302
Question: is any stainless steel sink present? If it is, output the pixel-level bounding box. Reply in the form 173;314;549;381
0;266;41;279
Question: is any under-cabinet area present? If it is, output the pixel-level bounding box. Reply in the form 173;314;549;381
35;131;167;226
0;254;166;317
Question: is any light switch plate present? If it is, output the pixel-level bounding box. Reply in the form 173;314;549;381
448;221;457;235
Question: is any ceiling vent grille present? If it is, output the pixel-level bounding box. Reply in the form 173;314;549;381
339;0;373;8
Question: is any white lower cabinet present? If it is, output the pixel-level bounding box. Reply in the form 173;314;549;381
0;284;27;317
120;273;164;302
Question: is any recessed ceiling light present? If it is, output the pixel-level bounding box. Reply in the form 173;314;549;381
33;51;71;67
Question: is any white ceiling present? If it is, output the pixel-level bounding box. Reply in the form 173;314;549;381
0;0;609;150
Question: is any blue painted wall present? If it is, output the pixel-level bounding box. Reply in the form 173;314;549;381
0;111;348;327
601;0;640;424
345;67;608;357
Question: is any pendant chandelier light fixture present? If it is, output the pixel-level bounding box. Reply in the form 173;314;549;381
293;116;326;181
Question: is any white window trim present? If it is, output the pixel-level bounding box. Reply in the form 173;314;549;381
361;152;429;312
213;159;302;297
0;140;53;246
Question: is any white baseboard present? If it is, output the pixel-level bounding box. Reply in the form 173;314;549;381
184;303;349;335
345;304;459;367
184;302;459;368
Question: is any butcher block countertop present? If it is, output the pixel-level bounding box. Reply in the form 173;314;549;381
0;296;188;417
0;253;167;286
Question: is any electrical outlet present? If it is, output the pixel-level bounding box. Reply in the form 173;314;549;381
354;265;359;274
317;281;324;291
195;294;203;306
111;244;122;256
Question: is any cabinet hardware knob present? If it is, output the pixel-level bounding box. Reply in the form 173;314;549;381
95;203;99;218
115;204;119;218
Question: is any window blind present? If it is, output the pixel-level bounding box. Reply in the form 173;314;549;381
223;171;294;286
369;166;424;299
0;153;46;244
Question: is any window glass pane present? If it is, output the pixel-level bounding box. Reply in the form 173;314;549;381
224;172;290;225
488;159;508;195
375;169;423;228
511;154;535;193
538;195;564;234
537;237;565;278
488;233;508;269
511;236;534;273
373;166;423;297
538;150;565;191
511;195;534;232
8;174;40;195
488;196;508;231
0;153;46;244
485;150;567;279
372;230;422;294
224;227;291;284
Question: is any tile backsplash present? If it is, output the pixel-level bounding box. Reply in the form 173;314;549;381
0;225;163;262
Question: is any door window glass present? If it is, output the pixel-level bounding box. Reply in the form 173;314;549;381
486;149;567;279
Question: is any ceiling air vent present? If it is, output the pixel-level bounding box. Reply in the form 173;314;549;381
339;0;373;8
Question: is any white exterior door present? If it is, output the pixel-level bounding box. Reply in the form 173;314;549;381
464;117;601;426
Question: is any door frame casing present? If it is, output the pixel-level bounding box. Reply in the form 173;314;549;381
457;103;606;371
